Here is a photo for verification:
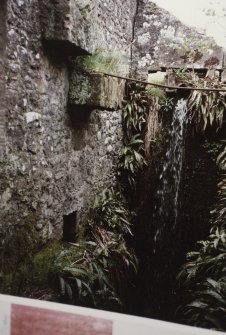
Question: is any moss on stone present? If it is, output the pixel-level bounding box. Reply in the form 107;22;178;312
0;208;45;294
32;240;63;288
0;222;63;296
77;4;91;16
69;71;125;109
69;72;92;105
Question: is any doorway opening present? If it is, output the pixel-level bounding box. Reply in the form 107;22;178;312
62;211;77;243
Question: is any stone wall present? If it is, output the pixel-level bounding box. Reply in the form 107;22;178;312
0;0;7;155
0;0;136;260
132;0;224;78
40;0;137;70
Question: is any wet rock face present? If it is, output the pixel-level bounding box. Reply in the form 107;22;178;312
0;0;136;250
132;0;224;77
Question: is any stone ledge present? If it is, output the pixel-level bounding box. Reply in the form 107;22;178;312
40;0;94;55
68;72;125;110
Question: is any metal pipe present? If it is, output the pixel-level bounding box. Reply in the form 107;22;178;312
92;71;226;92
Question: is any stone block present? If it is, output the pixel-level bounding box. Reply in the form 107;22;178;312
68;72;125;110
40;0;95;55
0;0;6;156
148;71;166;84
40;0;137;59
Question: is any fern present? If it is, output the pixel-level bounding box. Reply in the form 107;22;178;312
173;71;226;132
53;189;137;310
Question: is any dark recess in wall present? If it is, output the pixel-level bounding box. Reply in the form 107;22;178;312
63;211;77;243
42;40;90;57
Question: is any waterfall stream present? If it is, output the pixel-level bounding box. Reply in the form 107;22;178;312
149;98;188;317
154;98;188;247
132;97;218;321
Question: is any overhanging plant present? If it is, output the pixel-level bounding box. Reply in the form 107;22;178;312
174;70;226;132
118;82;173;189
118;83;149;189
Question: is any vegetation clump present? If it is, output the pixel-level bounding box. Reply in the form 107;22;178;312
118;83;149;188
73;49;127;74
117;70;226;328
173;70;226;132
176;76;226;329
52;189;137;310
177;151;226;330
188;76;226;132
118;82;174;189
54;81;172;308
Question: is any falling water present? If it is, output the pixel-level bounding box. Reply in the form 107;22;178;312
148;98;188;318
154;98;188;244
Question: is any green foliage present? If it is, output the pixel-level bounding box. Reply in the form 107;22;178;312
53;189;137;310
217;146;226;171
174;71;226;132
145;87;173;159
54;242;119;308
118;134;147;187
178;227;226;286
77;4;91;15
122;83;149;137
74;49;126;74
188;90;226;132
88;189;133;235
118;83;149;189
147;86;165;99
177;143;226;330
202;141;223;161
159;96;174;112
118;82;172;187
147;80;174;112
181;278;226;330
212;176;226;228
174;68;192;80
32;241;63;288
0;223;42;295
